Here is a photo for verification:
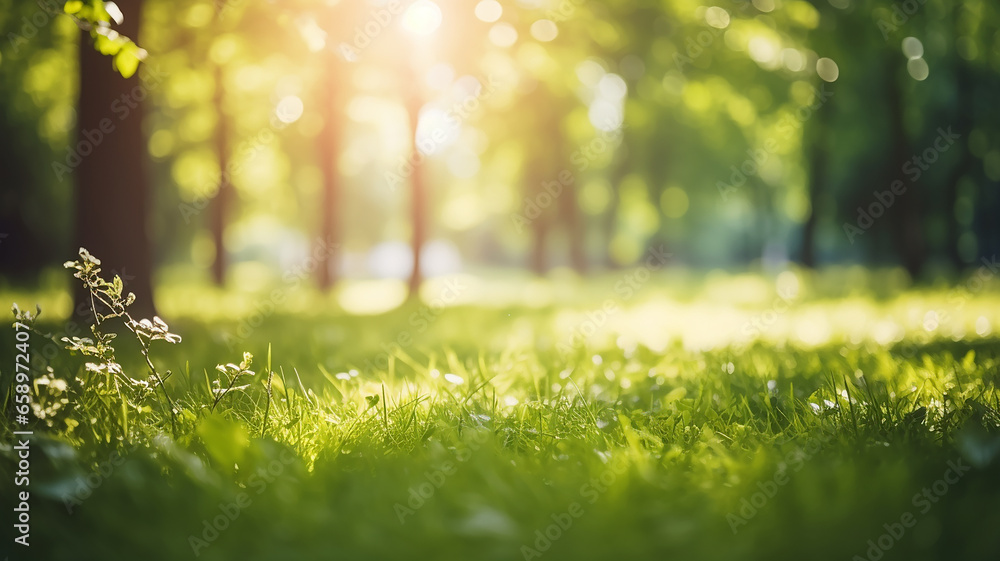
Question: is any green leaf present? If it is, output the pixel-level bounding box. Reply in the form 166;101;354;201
64;1;84;14
94;1;112;23
962;350;976;370
93;33;121;56
270;372;287;398
664;386;688;403
197;413;249;470
120;391;129;434
113;43;142;78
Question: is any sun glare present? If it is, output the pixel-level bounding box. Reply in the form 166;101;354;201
402;0;443;37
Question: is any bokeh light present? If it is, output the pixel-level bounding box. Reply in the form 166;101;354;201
488;22;518;48
275;95;304;124
660;186;690;218
474;0;503;23
705;7;730;29
530;19;559;42
402;0;443;37
907;57;929;81
902;37;924;59
816;57;839;82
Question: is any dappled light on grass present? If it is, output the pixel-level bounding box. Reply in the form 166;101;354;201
337;279;408;315
150;267;1000;355
4;263;1000;561
17;267;1000;353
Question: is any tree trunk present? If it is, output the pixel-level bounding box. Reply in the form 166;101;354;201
751;179;771;265
559;177;586;273
317;48;342;291
885;60;926;278
530;209;549;276
209;56;230;286
554;134;586;273
801;82;833;268
73;0;156;317
524;154;551;276
944;46;973;270
406;89;426;298
603;164;624;269
563;195;586;273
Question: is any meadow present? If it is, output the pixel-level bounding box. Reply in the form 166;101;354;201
2;259;1000;561
3;0;999;559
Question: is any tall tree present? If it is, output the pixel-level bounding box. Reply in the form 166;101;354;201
884;54;927;278
405;66;428;298
943;60;974;270
942;1;979;270
73;0;156;316
555;128;587;274
316;41;344;291
801;82;833;268
522;83;586;274
209;1;231;286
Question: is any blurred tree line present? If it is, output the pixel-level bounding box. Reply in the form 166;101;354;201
1;0;999;311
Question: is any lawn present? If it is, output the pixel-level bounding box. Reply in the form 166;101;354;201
2;264;1000;561
3;0;998;559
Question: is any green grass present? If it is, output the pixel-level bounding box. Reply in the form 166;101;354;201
2;270;1000;561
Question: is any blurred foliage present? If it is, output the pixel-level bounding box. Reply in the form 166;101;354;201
1;0;999;281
